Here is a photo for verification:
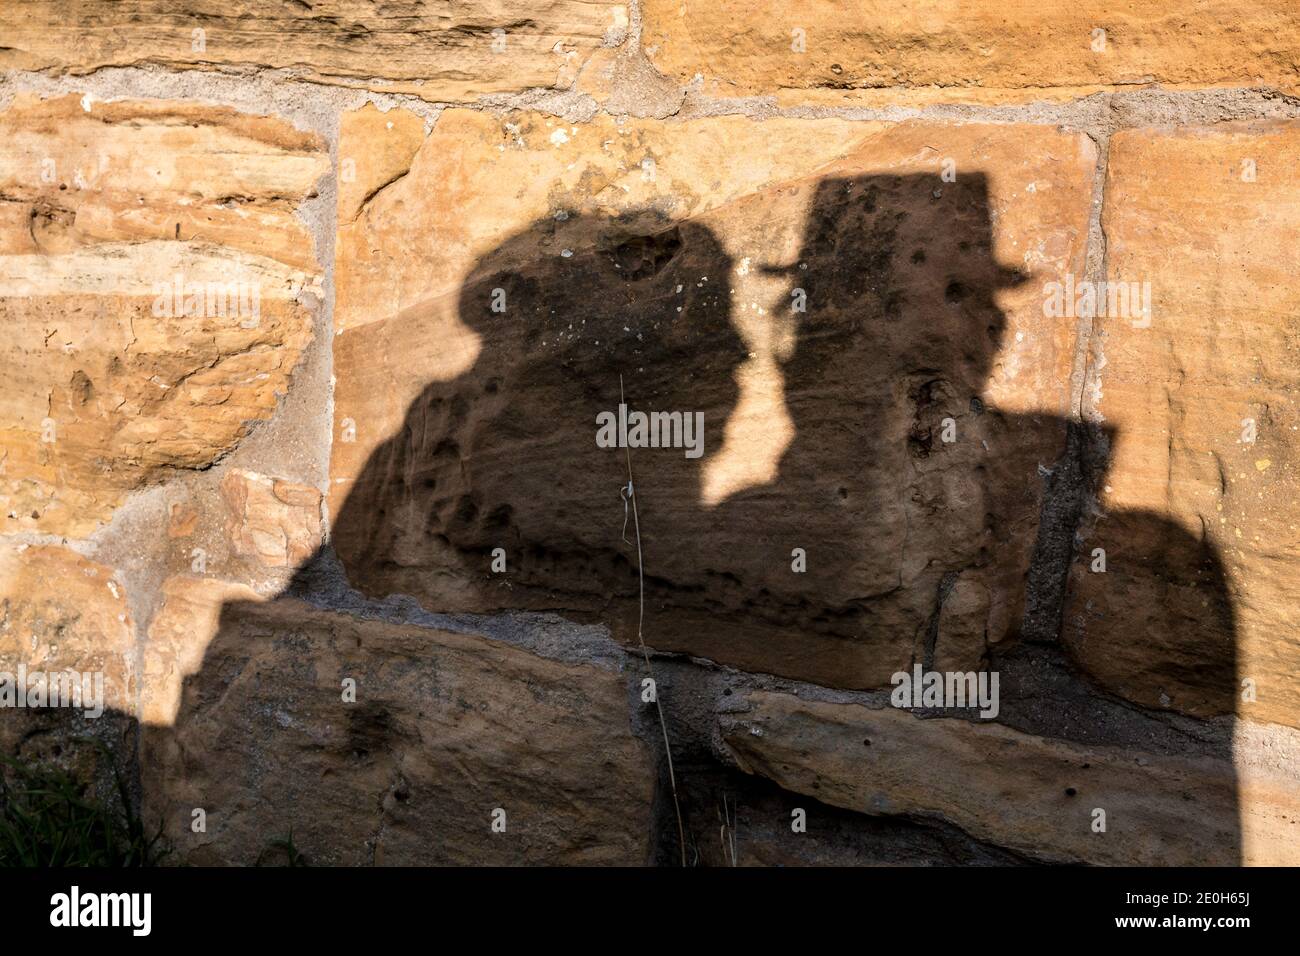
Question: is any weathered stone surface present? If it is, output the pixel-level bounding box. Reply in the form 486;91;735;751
220;469;322;569
573;47;687;119
0;535;139;812
642;1;1300;104
0;1;630;103
330;111;1094;689
142;597;654;865
0;94;324;271
142;575;261;726
0;543;134;715
1066;122;1300;730
0;94;325;537
720;690;1300;865
167;501;199;539
337;105;427;225
677;762;1026;866
1;0;1295;875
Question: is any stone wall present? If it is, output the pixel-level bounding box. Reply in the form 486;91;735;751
1;2;1297;865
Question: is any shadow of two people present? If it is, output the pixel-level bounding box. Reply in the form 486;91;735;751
151;171;1240;864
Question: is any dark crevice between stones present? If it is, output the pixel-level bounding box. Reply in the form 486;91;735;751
656;760;1038;867
1019;418;1094;646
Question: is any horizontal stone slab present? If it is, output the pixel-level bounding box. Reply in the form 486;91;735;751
720;689;1300;865
642;1;1300;104
142;596;655;865
0;1;630;102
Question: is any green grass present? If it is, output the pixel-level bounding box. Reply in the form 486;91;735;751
256;828;309;867
0;742;166;867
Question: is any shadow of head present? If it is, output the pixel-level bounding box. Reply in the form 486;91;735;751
329;207;746;604
767;171;1027;408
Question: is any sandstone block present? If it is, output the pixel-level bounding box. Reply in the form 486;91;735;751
0;543;134;717
720;690;1300;865
0;94;325;538
142;598;654;865
330;111;1095;689
0;1;630;103
641;1;1300;105
220;469;323;569
142;575;262;726
1067;122;1300;730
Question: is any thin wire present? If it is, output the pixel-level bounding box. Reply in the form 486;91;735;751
620;373;687;867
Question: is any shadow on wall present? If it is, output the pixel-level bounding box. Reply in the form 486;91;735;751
135;172;1239;864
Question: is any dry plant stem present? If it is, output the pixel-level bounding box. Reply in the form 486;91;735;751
720;793;738;866
621;374;688;867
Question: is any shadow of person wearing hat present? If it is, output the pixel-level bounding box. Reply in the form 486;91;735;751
143;171;1242;865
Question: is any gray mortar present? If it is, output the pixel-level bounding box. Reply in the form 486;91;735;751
5;20;1300;863
288;549;632;672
